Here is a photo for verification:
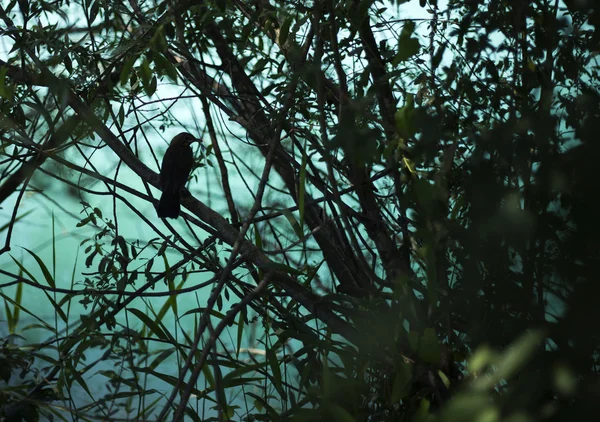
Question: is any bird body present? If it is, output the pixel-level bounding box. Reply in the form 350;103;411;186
157;132;198;218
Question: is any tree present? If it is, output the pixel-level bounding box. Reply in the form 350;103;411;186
0;0;599;420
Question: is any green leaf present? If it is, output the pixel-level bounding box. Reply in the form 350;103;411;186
298;140;307;236
89;0;99;22
0;359;11;383
24;248;55;288
281;209;303;240
251;58;269;76
262;260;304;276
18;0;29;16
393;21;420;64
120;56;137;86
419;328;441;364
11;273;23;332
64;54;73;73
408;328;441;365
438;370;451;389
473;330;545;391
326;402;355;422
146;75;157;97
139;58;151;89
554;364;577;395
395;94;416;138
0;66;12;101
65;358;93;398
3;300;13;334
118;104;125;126
267;347;284;398
116;275;127;291
236;308;245;359
155;53;178;82
76;214;94;227
278;16;293;45
127;308;170;341
468;344;495;373
391;360;413;402
254;223;263;250
486;330;544;387
201;363;216;392
302;259;324;287
150;26;169;53
0;209;32;233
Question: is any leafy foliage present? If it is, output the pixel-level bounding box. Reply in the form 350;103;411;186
0;0;599;421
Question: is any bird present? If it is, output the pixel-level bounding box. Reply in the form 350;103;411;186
157;132;199;219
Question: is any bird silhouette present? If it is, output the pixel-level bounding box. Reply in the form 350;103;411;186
157;132;199;218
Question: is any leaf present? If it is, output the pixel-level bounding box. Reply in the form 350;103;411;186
18;0;29;16
393;21;420;65
155;53;178;82
298;140;307;236
391;360;413;402
473;330;545;391
251;58;269;77
146;75;157;97
326;402;355;422
89;0;99;22
76;214;94;227
120;55;137;86
278;15;293;45
118;104;125;125
267;347;284;398
65;358;93;398
64;54;73;73
438;370;451;389
3;300;13;334
0;359;11;383
491;330;545;381
127;308;170;341
469;344;495;373
281;209;303;240
0;66;11;100
408;328;441;365
262;260;304;276
395;93;416;138
11;273;23;331
236;308;245;359
144;258;154;282
116;275;127;292
254;224;263;250
24;248;55;288
115;235;127;258
139;58;151;90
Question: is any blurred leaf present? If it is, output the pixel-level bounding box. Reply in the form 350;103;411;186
391;360;413;402
554;364;577;396
469;345;495;374
23;248;55;288
395;93;416;138
236;308;245;359
393;21;420;65
473;330;545;391
267;346;284;399
128;308;170;341
281;209;303;240
278;15;293;45
120;55;137;86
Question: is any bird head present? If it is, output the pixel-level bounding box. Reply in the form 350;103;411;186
172;132;200;147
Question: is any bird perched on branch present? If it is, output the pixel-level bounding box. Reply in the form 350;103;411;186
157;132;199;219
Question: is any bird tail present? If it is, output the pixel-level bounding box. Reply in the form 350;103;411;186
157;191;180;218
